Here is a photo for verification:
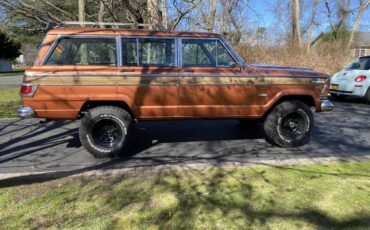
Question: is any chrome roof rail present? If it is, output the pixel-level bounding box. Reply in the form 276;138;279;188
45;21;157;31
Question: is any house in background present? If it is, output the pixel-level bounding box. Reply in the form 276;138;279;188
0;58;12;72
352;32;370;58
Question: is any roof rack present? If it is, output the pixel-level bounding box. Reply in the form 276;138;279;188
45;21;156;31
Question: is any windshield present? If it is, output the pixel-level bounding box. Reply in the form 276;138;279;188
345;57;370;70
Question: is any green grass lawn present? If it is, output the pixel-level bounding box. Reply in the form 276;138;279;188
0;68;25;77
0;162;369;229
0;87;21;118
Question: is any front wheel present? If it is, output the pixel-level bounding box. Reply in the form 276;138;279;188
264;100;314;147
79;106;134;158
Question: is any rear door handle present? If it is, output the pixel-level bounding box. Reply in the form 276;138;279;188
180;69;194;73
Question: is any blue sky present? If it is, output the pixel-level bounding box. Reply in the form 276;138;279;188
246;0;370;33
1;0;369;37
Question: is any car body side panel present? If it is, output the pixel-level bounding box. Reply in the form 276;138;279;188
117;67;179;118
179;67;254;117
23;66;118;119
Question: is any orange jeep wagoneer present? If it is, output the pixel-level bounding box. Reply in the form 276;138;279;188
18;24;334;158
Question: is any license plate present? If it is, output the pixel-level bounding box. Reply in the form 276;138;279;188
330;85;338;90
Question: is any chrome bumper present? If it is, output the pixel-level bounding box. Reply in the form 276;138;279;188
17;106;34;118
321;100;334;112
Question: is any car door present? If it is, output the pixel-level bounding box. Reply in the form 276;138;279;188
179;38;253;117
117;37;179;118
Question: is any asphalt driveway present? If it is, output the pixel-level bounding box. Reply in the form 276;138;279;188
0;75;23;88
0;97;369;177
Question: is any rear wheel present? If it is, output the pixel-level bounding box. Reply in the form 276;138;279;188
264;100;314;147
79;106;134;158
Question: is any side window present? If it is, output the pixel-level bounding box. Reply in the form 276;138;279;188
122;38;137;66
217;41;237;67
46;38;117;66
139;38;175;66
360;49;366;57
354;49;360;58
182;39;216;67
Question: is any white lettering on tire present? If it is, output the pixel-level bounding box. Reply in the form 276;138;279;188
276;109;311;143
86;114;127;153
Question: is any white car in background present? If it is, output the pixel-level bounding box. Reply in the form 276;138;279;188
330;56;370;102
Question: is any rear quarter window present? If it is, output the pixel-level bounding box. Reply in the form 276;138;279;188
45;37;117;66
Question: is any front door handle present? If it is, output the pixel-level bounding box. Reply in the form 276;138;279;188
120;69;133;72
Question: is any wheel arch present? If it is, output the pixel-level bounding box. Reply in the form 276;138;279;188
262;95;315;119
79;100;135;119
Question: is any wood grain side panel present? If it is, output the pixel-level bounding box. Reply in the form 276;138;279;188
23;85;118;119
25;76;116;85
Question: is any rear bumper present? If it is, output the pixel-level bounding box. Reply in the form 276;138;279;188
329;83;368;97
329;90;353;96
17;106;34;118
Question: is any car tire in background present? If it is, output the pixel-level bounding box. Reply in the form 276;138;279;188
264;100;314;148
364;88;370;104
79;106;134;158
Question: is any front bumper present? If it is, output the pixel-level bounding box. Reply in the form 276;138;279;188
320;100;334;112
17;106;34;118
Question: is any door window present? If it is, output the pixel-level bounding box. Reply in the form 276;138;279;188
182;39;216;67
46;37;117;65
217;41;237;67
138;38;175;66
122;38;138;66
181;39;237;67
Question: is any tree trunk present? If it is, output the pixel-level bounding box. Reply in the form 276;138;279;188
147;0;161;29
161;0;168;29
78;0;86;26
347;0;370;47
291;0;302;47
207;0;217;32
307;0;318;50
324;0;335;31
336;0;350;30
98;1;105;28
79;0;87;63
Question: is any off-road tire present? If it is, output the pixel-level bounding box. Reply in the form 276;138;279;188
79;106;134;158
264;100;314;147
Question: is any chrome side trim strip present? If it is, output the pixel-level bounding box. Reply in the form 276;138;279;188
35;82;316;87
25;73;326;79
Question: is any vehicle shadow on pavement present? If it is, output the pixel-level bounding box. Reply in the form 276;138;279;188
0;119;267;176
1;98;370;186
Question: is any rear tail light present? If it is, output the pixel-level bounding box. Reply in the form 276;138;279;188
20;84;38;97
355;75;367;82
